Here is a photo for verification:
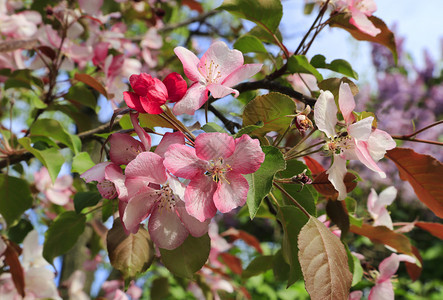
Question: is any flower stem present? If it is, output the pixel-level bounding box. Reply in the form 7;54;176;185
284;129;316;159
273;182;311;218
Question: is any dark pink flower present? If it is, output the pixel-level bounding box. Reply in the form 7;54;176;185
164;133;265;222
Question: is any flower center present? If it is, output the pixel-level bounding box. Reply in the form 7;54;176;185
324;131;354;155
205;157;232;183
155;185;176;211
200;59;222;84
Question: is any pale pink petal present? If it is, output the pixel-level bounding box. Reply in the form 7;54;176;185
368;280;393;300
125;152;168;185
198;41;244;81
378;253;401;282
45;189;71;206
348;291;362;300
167;176;186;200
164;144;206;179
81;162;112;183
172;83;208;115
130;113;152;151
225;134;265;174
123;187;158;234
373;210;393;230
53;175;73;190
185;174;218;222
207;83;238;98
327;155;348;200
176;200;209;237
127;282;143;300
222;63;263;88
105;164;128;201
148;206;189;250
174;46;205;82
154;132;185;158
397;254;417;264
113;289;129;300
354;140;386;177
314;90;338;138
213;172;249;213
97;180;117;200
195;132;235;161
338;82;355;124
367;188;379;216
348;117;374;141
350;8;381;37
367;129;396;161
378;186;397;207
109;133;144;165
79;0;103;15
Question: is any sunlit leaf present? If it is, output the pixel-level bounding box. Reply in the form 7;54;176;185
234;121;264;138
298;217;352;300
234;35;268;53
72;152;95;174
287;55;323;82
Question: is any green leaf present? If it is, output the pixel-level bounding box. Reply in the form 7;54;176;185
287;55;323;82
242;92;296;136
277;205;309;287
72;152;95;174
160;234;210;279
328;59;359;80
74;191;102;214
234;122;264;138
247;25;283;45
7;219;33;244
219;0;283;33
64;84;97;109
350;252;363;286
273;249;290;282
18;137;64;183
107;218;155;278
245;146;286;219
201;122;228;133
30;119;81;154
102;199;118;222
43;211;86;264
0;175;33;227
151;277;170;300
278;160;317;216
242;255;274;278
234;35;267;53
310;54;327;68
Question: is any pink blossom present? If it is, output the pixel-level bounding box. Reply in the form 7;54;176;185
123;72;187;114
367;186;397;229
101;280;141;300
173;41;263;115
164;132;265;222
368;253;416;300
314;82;396;200
334;0;381;36
208;221;232;269
348;290;363;300
63;270;90;300
34;167;74;206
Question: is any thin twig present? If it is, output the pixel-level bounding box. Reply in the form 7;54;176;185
273;182;311;218
391;136;443;146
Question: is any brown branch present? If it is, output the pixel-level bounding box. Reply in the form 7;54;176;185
391;136;443;147
207;104;241;134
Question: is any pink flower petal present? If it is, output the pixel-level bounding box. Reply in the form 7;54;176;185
350;8;381;37
185;174;218;222
225;134;265;174
163;72;187;102
348;291;362;300
314;90;338;138
373;210;393;229
222;63;263;88
367;129;396;161
172;83;208;115
45;189;71;206
378;253;401;282
148;206;189;250
130;113;151;151
207;83;238;98
123;91;145;113
154;132;185;158
97;180;118;200
348;117;374;141
338;82;355;124
176;200;209;237
109;133;144;165
198;41;244;81
368;280;393;300
81;162;112;183
105;164;128;201
174;46;205;82
213;172;249;213
122;187;158;234
79;0;103;15
125;152;168;185
164;144;206;179
53;175;73;190
354;140;386;177
139;96;165;114
327;155;348;200
195;132;235;161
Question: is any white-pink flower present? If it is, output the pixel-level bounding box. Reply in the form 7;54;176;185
368;186;397;229
173;41;262;115
368;253;416;300
164;132;265;222
34;167;74;206
314;82;396;200
334;0;381;36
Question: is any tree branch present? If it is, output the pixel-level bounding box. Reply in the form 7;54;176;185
207;104;241;134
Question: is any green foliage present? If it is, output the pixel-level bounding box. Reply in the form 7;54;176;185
287;55;323;82
310;54;359;79
242;255;274;278
7;219;34;244
0;175;33;227
201;122;228;133
234;35;268;53
74;191;102;214
72;152;95;174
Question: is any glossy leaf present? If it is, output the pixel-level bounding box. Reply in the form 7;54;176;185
310;55;358;80
234;34;267;53
43;211;86;264
245;146;286;219
248;25;283;45
242;92;296;135
287;55;323;82
160;234;210;279
386;148;443;218
74;191;102;214
242;255;274;278
298;217;352;300
107;218;155;278
219;0;283;33
0;175;33;227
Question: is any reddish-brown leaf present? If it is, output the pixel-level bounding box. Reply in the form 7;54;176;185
386;148;443;218
329;13;397;63
298;217;352;300
415;222;443;239
350;224;413;256
37;46;56;60
3;240;25;297
312;171;357;197
219;252;243;275
182;0;203;13
326;199;349;236
303;156;325;175
405;246;422;281
221;228;263;254
74;73;108;98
